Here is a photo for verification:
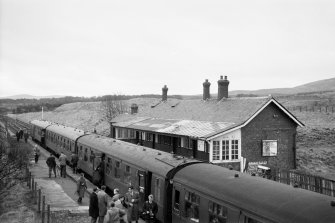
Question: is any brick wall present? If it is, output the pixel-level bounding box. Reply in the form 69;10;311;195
241;102;297;170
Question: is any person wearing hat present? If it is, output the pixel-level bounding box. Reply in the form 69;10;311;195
89;187;99;223
125;186;140;223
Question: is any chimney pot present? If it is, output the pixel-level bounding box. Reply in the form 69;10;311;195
162;85;168;101
130;103;138;114
217;75;229;100
203;79;211;100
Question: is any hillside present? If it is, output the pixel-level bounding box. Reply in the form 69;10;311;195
230;77;335;96
13;96;335;180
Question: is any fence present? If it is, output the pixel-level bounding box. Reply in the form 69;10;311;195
287;105;335;113
266;169;335;197
26;169;52;223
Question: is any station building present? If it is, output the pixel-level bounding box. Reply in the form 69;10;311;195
110;76;304;172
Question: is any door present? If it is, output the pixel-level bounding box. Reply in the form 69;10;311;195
172;137;178;154
138;170;146;209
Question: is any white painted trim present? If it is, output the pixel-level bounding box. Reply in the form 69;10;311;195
207;98;304;140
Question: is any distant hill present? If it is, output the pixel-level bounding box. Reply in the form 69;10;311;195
230;77;335;96
0;94;66;99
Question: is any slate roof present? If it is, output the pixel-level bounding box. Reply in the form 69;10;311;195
117;118;234;138
111;96;303;139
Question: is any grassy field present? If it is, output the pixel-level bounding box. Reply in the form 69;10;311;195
14;95;335;180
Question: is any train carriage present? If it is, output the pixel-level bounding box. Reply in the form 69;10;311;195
30;120;53;146
172;163;335;223
77;134;200;223
45;124;86;159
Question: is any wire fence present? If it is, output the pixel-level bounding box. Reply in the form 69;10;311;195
287;105;335;113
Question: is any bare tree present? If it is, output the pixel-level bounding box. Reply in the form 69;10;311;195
100;94;128;122
0;123;31;202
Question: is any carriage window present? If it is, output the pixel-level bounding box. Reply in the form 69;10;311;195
245;217;262;223
84;148;88;161
106;158;112;175
184;191;200;222
124;165;131;184
174;189;180;211
89;150;95;163
114;161;121;179
208;201;227;223
154;178;161;203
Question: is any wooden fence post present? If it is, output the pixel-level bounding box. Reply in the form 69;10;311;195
42;196;45;223
47;204;50;223
38;189;41;213
34;182;37;204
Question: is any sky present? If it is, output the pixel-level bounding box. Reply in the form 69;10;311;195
1;0;335;98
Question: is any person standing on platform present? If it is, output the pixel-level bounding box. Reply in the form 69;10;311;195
142;194;158;223
23;130;29;143
106;202;126;223
115;195;128;223
59;152;67;178
125;186;140;223
71;152;79;174
46;153;57;178
16;131;20;142
112;188;120;202
89;187;100;223
97;185;109;223
34;145;40;164
77;173;87;203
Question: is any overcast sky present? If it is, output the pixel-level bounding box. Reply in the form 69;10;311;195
1;0;334;97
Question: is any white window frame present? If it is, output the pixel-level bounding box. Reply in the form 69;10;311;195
262;140;278;156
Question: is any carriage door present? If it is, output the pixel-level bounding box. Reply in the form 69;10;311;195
41;129;46;146
138;170;146;209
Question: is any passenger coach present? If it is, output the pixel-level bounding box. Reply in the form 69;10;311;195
45;124;86;159
172;163;335;223
76;134;200;223
30;120;53;146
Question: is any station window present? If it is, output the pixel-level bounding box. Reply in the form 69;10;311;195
114;161;121;179
184;191;200;222
231;140;239;160
124;165;131;184
129;130;135;139
208;201;228;223
145;132;153;141
213;141;220;161
222;140;229;160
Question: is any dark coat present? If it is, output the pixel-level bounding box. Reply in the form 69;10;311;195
77;177;87;198
143;200;158;219
46;156;56;168
125;190;140;221
89;192;99;218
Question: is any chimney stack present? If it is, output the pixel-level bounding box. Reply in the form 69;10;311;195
130;103;138;114
203;79;211;100
217;75;229;100
162;85;168;101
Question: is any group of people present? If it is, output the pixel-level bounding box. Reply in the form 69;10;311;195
89;185;158;223
16;128;29;143
45;151;69;178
